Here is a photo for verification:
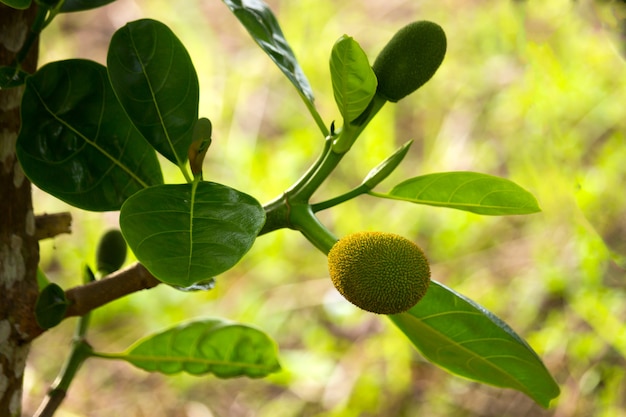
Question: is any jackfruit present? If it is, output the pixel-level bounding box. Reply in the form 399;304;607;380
328;231;430;314
96;229;127;275
372;21;446;102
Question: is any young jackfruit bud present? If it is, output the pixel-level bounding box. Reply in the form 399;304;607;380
372;21;446;102
96;229;127;275
328;231;430;314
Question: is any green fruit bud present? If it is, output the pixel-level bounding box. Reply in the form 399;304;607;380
328;231;431;314
96;229;127;275
372;21;446;102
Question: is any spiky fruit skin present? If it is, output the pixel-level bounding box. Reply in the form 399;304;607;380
328;232;431;314
372;21;446;102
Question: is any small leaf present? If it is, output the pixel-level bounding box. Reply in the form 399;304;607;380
108;19;199;168
119;181;265;287
0;66;29;88
59;0;117;12
35;283;69;329
330;35;377;123
188;118;212;177
380;171;540;215
114;319;281;378
0;0;31;9
389;281;560;408
223;0;314;103
16;59;163;211
362;140;412;189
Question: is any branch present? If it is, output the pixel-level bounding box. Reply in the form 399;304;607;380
64;262;161;318
35;212;72;240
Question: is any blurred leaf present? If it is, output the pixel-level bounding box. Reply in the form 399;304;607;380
378;171;540;215
389;281;560;408
0;66;28;88
119;181;265;287
108;19;199;168
16;59;163;211
0;0;30;9
222;0;314;102
35;283;69;329
112;319;281;378
59;0;117;12
330;35;377;123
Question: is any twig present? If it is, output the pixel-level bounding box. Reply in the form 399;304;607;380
64;263;161;318
35;212;72;240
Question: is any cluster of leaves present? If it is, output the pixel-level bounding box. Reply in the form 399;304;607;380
2;0;561;412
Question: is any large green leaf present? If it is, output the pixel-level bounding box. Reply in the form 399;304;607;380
222;0;314;103
16;59;163;211
0;0;30;9
107;19;199;168
59;0;117;12
329;35;377;123
119;181;265;288
376;171;540;215
389;281;560;407
107;319;281;378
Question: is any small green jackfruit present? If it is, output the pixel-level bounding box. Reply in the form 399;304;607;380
372;21;446;102
96;229;127;275
328;231;430;314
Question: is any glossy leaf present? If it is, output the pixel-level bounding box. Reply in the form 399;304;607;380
379;171;540;215
0;0;30;9
0;66;29;88
330;35;377;123
112;319;281;378
389;281;560;407
59;0;117;12
108;19;199;168
119;181;265;287
16;59;163;211
223;0;314;103
35;283;69;329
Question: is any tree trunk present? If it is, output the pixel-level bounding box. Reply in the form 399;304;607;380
0;4;41;416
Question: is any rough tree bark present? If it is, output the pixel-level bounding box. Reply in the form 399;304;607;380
0;4;41;416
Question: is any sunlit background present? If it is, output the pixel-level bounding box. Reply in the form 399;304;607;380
23;0;626;416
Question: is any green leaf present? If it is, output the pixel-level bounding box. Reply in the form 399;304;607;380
0;66;29;88
16;59;163;211
35;283;69;329
378;171;540;215
0;0;31;9
107;19;199;171
330;35;377;123
362;140;412;189
59;0;117;12
389;281;560;408
111;319;281;378
119;181;265;287
223;0;314;103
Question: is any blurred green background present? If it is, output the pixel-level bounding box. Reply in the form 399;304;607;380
23;0;626;416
